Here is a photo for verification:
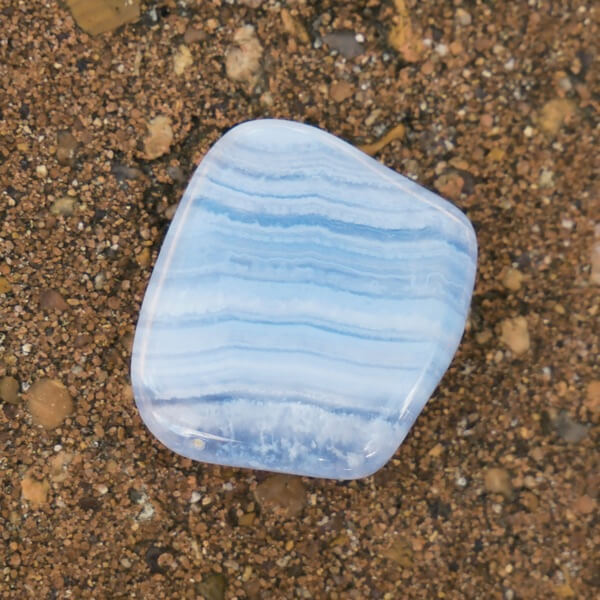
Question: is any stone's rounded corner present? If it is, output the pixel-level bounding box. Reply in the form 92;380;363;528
223;118;334;150
335;449;398;481
224;118;295;141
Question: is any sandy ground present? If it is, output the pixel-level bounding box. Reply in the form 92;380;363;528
0;1;598;598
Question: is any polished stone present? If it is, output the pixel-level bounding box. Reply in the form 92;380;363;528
131;119;477;479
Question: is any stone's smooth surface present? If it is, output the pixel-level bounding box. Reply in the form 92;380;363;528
131;119;477;479
26;378;74;429
66;0;140;36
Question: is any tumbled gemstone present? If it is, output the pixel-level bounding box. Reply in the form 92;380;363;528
131;119;477;479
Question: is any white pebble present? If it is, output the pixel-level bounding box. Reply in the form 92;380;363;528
561;218;574;230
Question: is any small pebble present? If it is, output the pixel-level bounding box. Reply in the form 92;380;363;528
26;378;74;429
484;467;513;499
500;316;530;355
323;30;364;59
50;197;77;216
0;376;19;404
56;131;78;166
475;329;492;345
585;380;600;417
572;495;596;515
21;471;50;507
281;8;310;44
226;25;263;87
538;168;554;188
173;44;192;76
538;98;576;136
329;81;353;103
196;572;227;600
143;116;173;160
136;247;151;268
501;268;524;292
65;0;140;35
382;537;413;567
0;276;11;294
183;26;206;45
456;475;467;488
455;8;472;26
39;289;69;312
554;412;589;444
254;474;306;517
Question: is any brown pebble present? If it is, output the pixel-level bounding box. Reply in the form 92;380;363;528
39;289;69;312
9;552;21;568
254;474;306;517
238;512;255;527
65;0;140;35
26;378;73;429
173;44;192;76
184;26;206;45
521;490;539;512
387;0;423;63
21;471;50;507
500;316;530;355
49;451;73;483
383;537;413;567
475;329;492;345
50;197;77;216
0;276;11;294
501;268;524;292
56;131;78;166
572;495;596;515
484;467;513;499
225;26;263;87
329;81;354;103
428;442;444;457
136;247;151;268
0;376;19;404
281;8;310;44
435;172;465;201
143;116;173;160
196;572;227;600
74;333;92;348
107;296;121;310
538;98;576;136
120;333;134;353
585;381;600;418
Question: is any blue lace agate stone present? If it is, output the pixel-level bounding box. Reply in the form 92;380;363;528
131;120;477;479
